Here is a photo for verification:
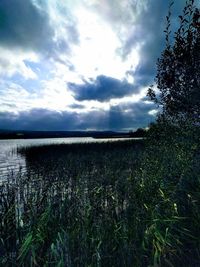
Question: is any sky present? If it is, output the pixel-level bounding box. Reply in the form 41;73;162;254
0;0;188;131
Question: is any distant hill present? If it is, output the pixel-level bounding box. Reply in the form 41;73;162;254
0;129;147;140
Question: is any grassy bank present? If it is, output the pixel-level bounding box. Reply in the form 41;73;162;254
0;136;200;266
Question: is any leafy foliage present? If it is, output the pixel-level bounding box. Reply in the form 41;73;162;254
145;1;200;265
148;0;200;124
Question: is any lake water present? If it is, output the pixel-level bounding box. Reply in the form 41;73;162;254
0;137;134;182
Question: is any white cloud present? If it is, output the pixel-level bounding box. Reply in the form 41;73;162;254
0;76;76;113
0;48;38;79
39;78;75;110
69;7;140;80
148;109;159;116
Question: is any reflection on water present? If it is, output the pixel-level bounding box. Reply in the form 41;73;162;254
0;137;135;181
0;138;93;181
0;139;25;180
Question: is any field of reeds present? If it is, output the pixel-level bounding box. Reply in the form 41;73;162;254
0;134;200;266
1;140;145;266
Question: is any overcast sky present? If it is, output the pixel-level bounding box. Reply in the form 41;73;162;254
0;0;188;131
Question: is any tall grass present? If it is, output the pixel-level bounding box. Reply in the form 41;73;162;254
139;123;200;266
0;135;200;266
1;140;146;266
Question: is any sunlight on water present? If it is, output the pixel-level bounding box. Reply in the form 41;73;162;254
0;137;135;181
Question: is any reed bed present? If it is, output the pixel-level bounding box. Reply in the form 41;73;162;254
0;137;200;266
1;140;145;266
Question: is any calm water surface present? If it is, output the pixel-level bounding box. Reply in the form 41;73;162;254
0;137;133;181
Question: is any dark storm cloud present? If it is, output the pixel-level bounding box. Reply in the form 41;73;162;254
107;101;156;130
0;0;52;50
125;0;189;88
0;109;77;131
0;0;78;59
68;75;137;102
68;103;85;109
0;101;156;131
